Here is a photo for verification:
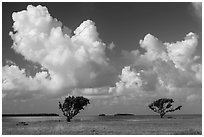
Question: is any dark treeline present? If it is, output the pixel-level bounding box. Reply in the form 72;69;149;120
114;113;135;116
2;113;59;117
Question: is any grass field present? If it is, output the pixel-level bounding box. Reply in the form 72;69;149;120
2;115;202;135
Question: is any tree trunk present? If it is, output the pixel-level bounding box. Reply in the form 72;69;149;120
160;113;165;118
66;117;71;122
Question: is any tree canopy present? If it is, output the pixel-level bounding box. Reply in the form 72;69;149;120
148;98;182;118
59;96;90;122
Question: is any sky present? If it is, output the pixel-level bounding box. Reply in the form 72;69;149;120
2;2;202;115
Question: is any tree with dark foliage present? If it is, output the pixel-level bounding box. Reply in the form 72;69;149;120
148;98;182;118
59;96;90;122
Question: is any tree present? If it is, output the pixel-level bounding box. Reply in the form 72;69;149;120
59;96;90;122
148;98;182;118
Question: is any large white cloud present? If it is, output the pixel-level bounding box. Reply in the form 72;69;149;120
72;32;201;107
117;32;201;104
166;32;198;70
139;34;168;62
3;5;115;99
3;65;64;99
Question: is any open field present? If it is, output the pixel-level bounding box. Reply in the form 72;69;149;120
2;115;202;135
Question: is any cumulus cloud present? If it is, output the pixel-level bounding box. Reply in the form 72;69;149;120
3;5;115;99
139;34;168;62
109;66;143;95
117;32;201;104
76;32;201;106
3;65;63;99
68;67;143;99
166;32;198;70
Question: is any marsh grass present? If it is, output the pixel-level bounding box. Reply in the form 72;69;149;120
172;129;202;135
3;115;201;135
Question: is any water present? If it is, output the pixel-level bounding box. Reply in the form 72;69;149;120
2;114;201;123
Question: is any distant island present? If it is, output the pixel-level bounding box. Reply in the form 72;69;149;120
2;113;59;117
114;113;135;116
98;114;106;116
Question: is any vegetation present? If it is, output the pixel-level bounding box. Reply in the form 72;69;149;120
2;113;59;117
98;114;106;116
114;113;135;116
59;96;90;122
148;98;182;118
172;129;202;135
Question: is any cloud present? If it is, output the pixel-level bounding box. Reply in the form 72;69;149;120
107;42;116;50
3;5;115;99
139;34;168;62
71;87;112;99
109;66;143;95
186;94;201;103
191;2;202;19
5;59;16;66
2;65;63;99
191;64;202;82
3;5;201;108
68;66;144;99
166;32;198;70
75;32;201;106
118;32;201;103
